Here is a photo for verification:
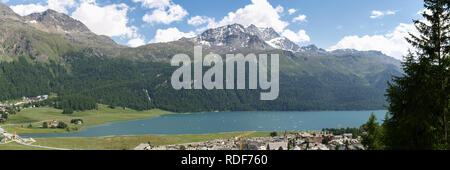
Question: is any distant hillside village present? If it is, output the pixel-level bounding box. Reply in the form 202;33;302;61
0;95;49;122
136;131;364;151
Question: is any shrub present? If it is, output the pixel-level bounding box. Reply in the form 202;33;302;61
270;132;278;137
42;122;48;128
57;122;68;129
70;119;84;124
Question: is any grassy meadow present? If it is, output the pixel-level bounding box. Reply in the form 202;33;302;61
32;132;273;150
1;104;172;134
0;132;273;150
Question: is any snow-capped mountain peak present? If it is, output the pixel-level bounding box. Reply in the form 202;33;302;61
187;23;303;52
188;24;273;51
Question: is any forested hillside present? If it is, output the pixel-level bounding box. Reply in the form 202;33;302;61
0;53;398;112
0;5;403;113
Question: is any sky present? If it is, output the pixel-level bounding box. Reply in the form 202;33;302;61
2;0;426;60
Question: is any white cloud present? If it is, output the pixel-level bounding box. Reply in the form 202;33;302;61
127;37;146;47
10;4;48;16
188;0;310;45
10;0;145;47
370;10;397;19
188;16;214;26
1;0;9;4
134;0;188;25
142;4;188;24
198;0;289;32
132;0;170;9
275;5;284;13
417;8;438;16
288;8;296;15
10;0;75;16
292;14;307;23
47;0;76;14
71;0;139;39
281;29;310;43
417;9;427;15
329;23;418;60
150;27;195;43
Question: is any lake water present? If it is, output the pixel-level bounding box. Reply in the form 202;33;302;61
22;110;387;138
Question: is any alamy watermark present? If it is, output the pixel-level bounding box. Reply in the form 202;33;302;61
171;46;279;100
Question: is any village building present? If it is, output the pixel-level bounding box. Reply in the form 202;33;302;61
343;133;353;139
48;120;58;127
134;131;364;151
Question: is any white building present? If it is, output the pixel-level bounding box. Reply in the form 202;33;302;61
343;133;353;139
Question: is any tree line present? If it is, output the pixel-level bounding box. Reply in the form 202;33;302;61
362;0;449;150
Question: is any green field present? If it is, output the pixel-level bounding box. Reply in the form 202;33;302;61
1;105;172;134
0;105;285;150
0;132;273;150
32;132;273;150
0;142;52;150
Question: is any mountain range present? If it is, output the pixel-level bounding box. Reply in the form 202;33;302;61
188;23;303;53
0;4;403;112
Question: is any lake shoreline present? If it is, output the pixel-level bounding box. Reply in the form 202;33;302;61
20;110;387;139
2;105;173;135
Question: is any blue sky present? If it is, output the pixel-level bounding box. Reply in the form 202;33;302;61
3;0;425;59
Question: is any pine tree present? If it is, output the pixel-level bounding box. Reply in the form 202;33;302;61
385;0;449;150
362;113;383;150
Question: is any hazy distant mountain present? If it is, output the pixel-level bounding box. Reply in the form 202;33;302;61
185;23;400;68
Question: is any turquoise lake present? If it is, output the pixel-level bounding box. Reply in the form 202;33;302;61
22;110;387;138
